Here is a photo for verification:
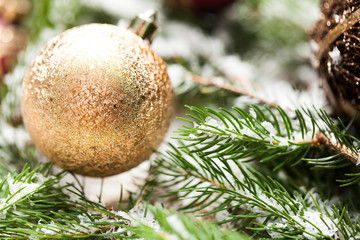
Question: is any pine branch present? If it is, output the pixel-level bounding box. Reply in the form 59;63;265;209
127;204;250;240
0;164;131;239
175;105;360;181
155;144;360;239
315;131;359;165
0;168;124;238
0;162;252;239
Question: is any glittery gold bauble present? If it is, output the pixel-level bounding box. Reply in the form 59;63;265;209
22;24;174;177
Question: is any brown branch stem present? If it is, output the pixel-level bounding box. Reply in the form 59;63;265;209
196;128;359;165
315;130;360;165
192;74;278;108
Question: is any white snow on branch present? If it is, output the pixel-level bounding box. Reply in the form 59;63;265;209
82;0;160;19
267;209;339;239
216;55;255;83
38;208;127;235
7;174;42;201
39;220;58;235
266;190;340;239
192;108;316;146
258;0;320;30
294;210;338;240
0;123;30;151
0;173;52;219
152;21;225;63
115;203;160;232
167;214;195;240
167;64;195;90
329;47;341;65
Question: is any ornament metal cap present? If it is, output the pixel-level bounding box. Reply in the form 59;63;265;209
128;9;159;43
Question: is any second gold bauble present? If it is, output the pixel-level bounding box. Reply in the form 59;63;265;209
22;24;174;177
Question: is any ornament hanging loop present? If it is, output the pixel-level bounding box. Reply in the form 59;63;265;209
128;9;159;43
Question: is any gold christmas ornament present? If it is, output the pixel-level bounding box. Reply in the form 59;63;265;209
22;20;174;176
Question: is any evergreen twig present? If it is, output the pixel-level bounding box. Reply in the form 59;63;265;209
175;105;360;179
155;143;359;239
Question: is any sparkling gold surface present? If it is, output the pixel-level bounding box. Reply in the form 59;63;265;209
22;24;174;177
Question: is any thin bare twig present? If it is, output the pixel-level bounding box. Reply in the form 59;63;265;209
192;74;278;108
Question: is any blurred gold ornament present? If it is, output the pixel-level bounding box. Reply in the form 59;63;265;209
0;0;31;23
22;23;174;177
0;20;27;79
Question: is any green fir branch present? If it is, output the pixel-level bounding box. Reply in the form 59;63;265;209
0;163;252;239
155;143;360;239
127;204;250;240
175;105;360;181
0;164;130;239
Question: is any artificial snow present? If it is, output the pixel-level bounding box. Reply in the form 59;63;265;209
74;213;99;233
266;190;340;239
0;173;52;219
153;21;225;61
0;123;30;150
68;192;82;202
259;0;320;30
334;14;341;23
167;215;195;240
267;210;339;239
234;96;259;108
194;109;300;146
266;222;288;238
214;210;233;229
249;108;257;119
38;208;127;235
167;64;194;89
7;175;41;203
39;220;58;235
293;210;338;240
82;0;159;19
115;203;160;232
216;55;255;83
329;47;341;65
310;40;320;52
